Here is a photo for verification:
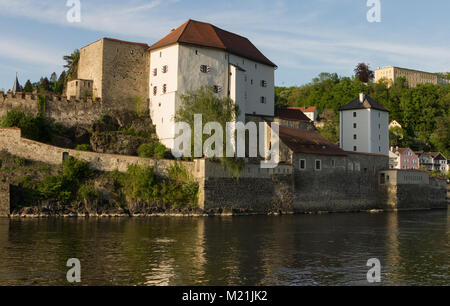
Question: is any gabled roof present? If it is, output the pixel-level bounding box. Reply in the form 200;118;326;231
275;108;311;122
279;126;347;156
149;19;276;67
391;147;416;156
289;106;317;113
339;94;390;112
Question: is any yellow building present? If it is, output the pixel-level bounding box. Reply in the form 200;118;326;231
375;66;448;87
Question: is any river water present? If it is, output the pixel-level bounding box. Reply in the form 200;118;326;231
0;209;448;286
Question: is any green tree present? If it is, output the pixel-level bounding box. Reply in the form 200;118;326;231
63;49;80;81
23;80;33;93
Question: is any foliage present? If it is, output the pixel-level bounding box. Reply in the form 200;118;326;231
175;86;243;177
75;144;93;152
23;80;33;93
160;163;199;207
63;49;80;81
15;157;26;167
275;72;450;157
0;110;55;143
354;63;375;83
78;183;103;203
122;164;158;202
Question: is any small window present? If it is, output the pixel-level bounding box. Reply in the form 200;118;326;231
213;85;222;93
353;112;357;117
353;134;357;140
195;50;198;55
251;79;253;85
299;159;306;170
315;160;322;171
162;84;167;94
255;64;257;69
152;68;157;76
353;146;357;152
261;80;268;87
162;65;168;73
76;81;78;86
380;173;386;185
331;160;336;168
130;50;134;54
260;96;266;104
353;123;357;128
159;52;162;57
200;65;210;73
153;86;157;96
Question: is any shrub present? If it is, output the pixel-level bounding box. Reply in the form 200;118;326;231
137;142;156;158
75;144;93;152
78;184;102;202
123;164;158;202
15;157;26;167
0;110;55;142
161;163;198;207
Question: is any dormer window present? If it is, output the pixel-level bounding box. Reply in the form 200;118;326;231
261;80;267;87
162;65;168;73
200;65;210;73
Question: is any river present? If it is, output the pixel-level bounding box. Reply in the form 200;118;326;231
0;209;448;286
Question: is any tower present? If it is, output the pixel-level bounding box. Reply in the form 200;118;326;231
12;72;21;94
339;93;390;155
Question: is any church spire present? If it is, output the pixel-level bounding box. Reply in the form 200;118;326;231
12;72;21;94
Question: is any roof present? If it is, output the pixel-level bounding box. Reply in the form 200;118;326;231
149;19;276;67
339;94;390;112
81;37;149;50
275;108;311;122
279;126;347;156
391;147;415;155
415;151;448;159
289;106;317;113
12;73;20;93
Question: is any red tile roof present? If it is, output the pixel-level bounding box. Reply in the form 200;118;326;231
279;126;347;156
149;20;276;67
289;106;317;113
275;108;311;122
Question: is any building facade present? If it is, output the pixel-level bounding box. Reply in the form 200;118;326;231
416;152;448;174
148;20;276;148
339;93;390;155
375;66;450;87
389;147;419;170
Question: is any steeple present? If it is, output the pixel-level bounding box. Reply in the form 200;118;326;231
12;72;21;94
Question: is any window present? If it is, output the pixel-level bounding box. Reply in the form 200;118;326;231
162;84;167;94
130;50;134;54
153;86;157;96
315;160;322;171
299;159;306;170
353;123;357;128
162;65;168;73
200;65;210;73
152;68;157;76
353;146;357;152
159;52;162;57
195;50;198;55
353;112;357;117
261;80;268;87
213;85;222;93
251;79;253;85
331;160;336;168
76;81;78;86
353;134;357;140
379;146;381;152
255;64;257;69
260;96;266;104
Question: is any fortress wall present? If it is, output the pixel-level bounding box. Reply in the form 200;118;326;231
0;93;106;127
101;39;150;111
291;153;389;213
0;127;194;175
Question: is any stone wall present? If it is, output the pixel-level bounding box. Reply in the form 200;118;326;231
0;127;194;175
379;169;448;210
0;183;10;217
0;92;105;127
291;152;389;212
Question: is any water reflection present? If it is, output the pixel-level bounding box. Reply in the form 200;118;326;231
0;209;448;286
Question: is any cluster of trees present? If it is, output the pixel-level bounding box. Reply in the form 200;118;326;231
276;69;450;157
17;49;80;95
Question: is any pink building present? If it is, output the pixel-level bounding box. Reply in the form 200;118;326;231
390;147;419;170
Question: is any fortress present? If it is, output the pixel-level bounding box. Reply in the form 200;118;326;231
0;20;447;216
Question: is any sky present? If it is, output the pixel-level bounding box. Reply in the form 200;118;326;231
0;0;449;90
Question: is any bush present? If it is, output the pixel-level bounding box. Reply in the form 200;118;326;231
161;163;198;207
75;144;93;152
78;184;102;202
137;142;169;159
0;110;55;142
123;164;158;202
15;157;26;167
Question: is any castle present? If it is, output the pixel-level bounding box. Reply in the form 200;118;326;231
0;20;447;215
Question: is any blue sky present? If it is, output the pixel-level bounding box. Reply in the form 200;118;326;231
0;0;449;90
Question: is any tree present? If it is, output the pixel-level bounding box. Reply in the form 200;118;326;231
55;71;67;95
63;49;80;81
23;80;33;93
354;63;374;83
38;77;51;93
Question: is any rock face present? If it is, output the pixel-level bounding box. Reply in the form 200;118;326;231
90;132;148;156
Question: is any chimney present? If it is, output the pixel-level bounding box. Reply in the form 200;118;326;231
359;93;365;103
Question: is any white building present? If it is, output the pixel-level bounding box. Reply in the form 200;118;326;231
148;20;277;148
339;93;390;155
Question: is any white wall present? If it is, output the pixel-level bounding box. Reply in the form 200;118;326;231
340;108;389;155
149;43;275;148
